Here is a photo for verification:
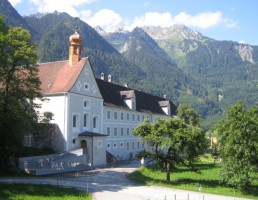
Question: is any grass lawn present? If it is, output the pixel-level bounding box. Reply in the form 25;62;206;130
129;154;258;199
0;183;92;200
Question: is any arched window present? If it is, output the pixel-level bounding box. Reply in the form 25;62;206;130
73;46;78;55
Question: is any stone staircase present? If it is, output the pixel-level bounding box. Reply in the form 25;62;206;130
19;149;92;175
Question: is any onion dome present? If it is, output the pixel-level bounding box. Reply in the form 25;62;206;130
69;31;82;45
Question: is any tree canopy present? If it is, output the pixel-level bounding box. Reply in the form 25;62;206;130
215;102;258;191
0;15;42;171
133;105;207;181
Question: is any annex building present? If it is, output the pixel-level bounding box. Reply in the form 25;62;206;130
34;31;177;167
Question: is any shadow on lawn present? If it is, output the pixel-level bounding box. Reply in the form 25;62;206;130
145;162;218;174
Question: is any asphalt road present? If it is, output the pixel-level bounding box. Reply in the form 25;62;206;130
0;161;253;200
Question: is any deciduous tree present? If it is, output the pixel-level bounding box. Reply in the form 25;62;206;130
133;106;206;182
215;102;258;191
0;16;42;171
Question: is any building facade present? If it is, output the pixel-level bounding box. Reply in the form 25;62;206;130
36;31;177;166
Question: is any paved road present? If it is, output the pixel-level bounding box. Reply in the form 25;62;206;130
0;161;253;200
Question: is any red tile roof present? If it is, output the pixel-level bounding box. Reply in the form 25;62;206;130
38;58;88;94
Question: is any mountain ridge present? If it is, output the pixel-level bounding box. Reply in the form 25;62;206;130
2;0;258;129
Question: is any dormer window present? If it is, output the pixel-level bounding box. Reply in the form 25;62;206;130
120;90;136;110
159;100;171;116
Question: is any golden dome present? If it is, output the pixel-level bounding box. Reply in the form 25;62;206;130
69;31;82;44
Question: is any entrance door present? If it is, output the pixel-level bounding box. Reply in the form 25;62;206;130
80;140;87;149
80;140;89;164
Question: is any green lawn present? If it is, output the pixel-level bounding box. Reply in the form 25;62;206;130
0;183;92;200
129;155;258;199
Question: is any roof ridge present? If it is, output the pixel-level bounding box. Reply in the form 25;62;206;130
38;57;88;65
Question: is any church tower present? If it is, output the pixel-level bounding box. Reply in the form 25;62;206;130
69;30;82;66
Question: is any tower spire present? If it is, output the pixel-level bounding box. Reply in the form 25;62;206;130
69;28;82;66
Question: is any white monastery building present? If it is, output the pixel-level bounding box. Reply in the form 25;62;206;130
36;31;177;167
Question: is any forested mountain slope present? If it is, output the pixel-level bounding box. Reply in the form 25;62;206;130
142;26;258;112
99;25;258;128
3;0;258;129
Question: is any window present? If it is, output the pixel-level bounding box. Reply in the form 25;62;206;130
121;128;124;136
137;141;140;149
127;113;130;121
132;101;135;109
126;142;130;150
114;112;118;120
93;116;98;129
121;112;124;120
73;46;78;55
142;115;145;121
97;140;102;148
72;114;79;128
132;142;135;149
113;142;117;149
137;115;140;121
73;115;76;128
83;113;89;128
126;127;130;136
114;127;117;136
107;143;111;149
84;100;90;109
107;127;111;136
84;83;90;91
132;114;135;121
107;111;111;119
120;142;124;148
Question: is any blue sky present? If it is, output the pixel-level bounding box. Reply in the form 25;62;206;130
9;0;257;45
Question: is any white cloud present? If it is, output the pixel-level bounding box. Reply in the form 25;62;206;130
223;18;238;28
82;9;122;31
29;0;95;17
125;12;175;31
9;0;22;6
124;11;237;31
26;0;238;32
174;11;223;29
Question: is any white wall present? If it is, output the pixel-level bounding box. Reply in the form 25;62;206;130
103;106;151;160
35;94;68;151
67;93;103;151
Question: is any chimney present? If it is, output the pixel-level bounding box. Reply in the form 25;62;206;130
108;74;112;83
124;83;128;88
163;94;167;99
101;72;105;80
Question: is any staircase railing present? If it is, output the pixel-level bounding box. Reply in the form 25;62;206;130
19;149;91;175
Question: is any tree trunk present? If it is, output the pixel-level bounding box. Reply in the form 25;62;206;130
166;162;171;181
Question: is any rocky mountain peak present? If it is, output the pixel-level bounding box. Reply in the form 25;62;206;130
94;25;106;34
234;44;255;64
142;25;205;41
